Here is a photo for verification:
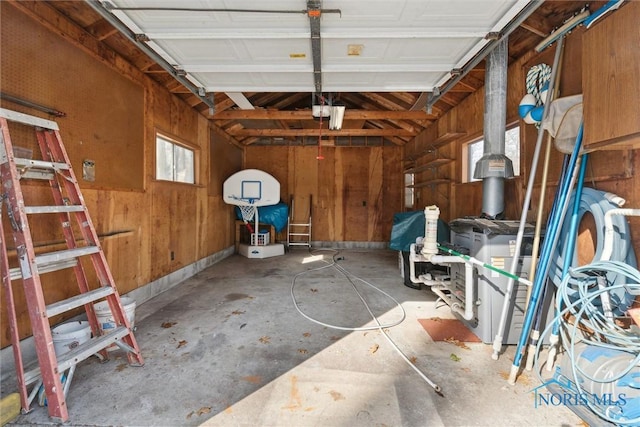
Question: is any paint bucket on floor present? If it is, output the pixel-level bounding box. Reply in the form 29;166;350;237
94;297;136;350
52;320;91;357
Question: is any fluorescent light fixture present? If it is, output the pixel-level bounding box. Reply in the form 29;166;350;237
312;104;330;118
329;105;346;130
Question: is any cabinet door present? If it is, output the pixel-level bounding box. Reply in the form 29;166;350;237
582;1;640;149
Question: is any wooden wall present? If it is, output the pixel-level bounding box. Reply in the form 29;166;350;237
406;4;640;264
244;146;403;243
0;3;242;348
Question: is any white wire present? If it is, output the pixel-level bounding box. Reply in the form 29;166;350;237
290;250;406;331
290;248;442;393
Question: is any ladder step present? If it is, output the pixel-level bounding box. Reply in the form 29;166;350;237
289;233;311;236
35;246;100;266
23;326;131;386
14;158;70;171
14;158;69;180
24;205;84;214
46;287;115;318
289;242;311;246
9;259;77;281
289;223;310;227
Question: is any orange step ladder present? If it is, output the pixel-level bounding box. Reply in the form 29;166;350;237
0;108;143;422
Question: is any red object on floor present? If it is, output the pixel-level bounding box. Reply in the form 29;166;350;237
418;318;481;342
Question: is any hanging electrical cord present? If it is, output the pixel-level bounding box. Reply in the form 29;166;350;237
316;95;325;160
534;260;640;426
290;248;442;394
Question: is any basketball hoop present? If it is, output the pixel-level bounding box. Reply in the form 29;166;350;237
222;169;285;257
238;203;256;233
223;169;281;241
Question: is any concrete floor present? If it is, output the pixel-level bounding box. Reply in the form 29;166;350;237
4;249;583;426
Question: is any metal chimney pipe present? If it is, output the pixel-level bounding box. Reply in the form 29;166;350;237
474;37;513;219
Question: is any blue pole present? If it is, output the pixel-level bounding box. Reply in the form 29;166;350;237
508;123;584;384
562;154;589;274
523;155;571;370
542;153;589;369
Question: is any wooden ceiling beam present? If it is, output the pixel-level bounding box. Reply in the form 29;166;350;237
213;96;238;113
449;80;477;92
384;136;409;146
342;93;436;131
359;92;406;111
229;128;417;137
211;123;245;150
270;92;309;110
520;11;555;39
390;91;418;106
248;92;283;107
85;18;119;41
213;109;436;121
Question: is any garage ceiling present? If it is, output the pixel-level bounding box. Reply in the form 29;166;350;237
102;0;530;94
11;1;590;147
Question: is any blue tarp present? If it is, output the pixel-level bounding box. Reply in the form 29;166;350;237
389;210;450;251
235;202;289;233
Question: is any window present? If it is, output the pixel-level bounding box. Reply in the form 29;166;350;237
404;173;415;209
463;126;520;183
156;134;195;184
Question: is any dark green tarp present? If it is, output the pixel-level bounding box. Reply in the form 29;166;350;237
389;210;450;251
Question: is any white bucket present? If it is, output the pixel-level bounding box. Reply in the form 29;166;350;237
52;321;91;357
94;296;136;333
94;296;136;351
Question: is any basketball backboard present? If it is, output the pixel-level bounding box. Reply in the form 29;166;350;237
223;169;280;206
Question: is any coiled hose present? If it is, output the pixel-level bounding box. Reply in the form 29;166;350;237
548;187;636;314
535;260;640;425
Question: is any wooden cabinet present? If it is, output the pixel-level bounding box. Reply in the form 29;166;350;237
582;1;640;149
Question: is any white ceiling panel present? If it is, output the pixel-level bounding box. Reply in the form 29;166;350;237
323;71;448;92
157;39;312;64
192;71;314;92
103;0;531;93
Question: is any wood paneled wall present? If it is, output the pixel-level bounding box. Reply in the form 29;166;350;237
244;146;403;243
0;3;242;348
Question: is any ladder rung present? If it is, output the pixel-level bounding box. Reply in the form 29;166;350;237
14;158;69;172
0;108;59;130
19;170;54;181
9;259;78;281
35;246;100;266
289;242;311;246
289;223;310;227
23;326;131;386
289;233;310;236
24;205;84;214
46;287;115;318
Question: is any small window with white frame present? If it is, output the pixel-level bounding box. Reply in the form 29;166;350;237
462;125;520;183
404;172;415;209
155;133;195;184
